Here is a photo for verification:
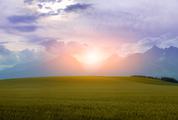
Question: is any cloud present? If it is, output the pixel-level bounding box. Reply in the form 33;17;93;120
0;45;11;55
138;35;178;49
27;35;59;45
40;39;62;49
12;25;39;32
17;49;43;62
24;0;75;16
81;0;178;39
65;3;92;12
24;0;62;4
5;14;39;32
1;0;178;60
116;34;178;57
27;35;89;55
0;1;40;33
0;44;44;70
24;0;33;4
8;15;38;24
0;41;8;45
0;45;18;70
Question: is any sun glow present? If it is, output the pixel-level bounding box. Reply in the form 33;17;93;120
84;51;102;65
75;49;106;70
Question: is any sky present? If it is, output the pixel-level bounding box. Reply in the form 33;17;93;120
1;0;178;70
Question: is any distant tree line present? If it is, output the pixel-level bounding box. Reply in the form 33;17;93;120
132;75;178;83
160;77;178;83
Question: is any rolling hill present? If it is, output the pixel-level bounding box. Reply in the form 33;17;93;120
0;76;178;120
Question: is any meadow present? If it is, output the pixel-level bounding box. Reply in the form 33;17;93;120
0;76;178;120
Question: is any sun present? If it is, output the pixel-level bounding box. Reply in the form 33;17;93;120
74;49;105;69
84;51;102;65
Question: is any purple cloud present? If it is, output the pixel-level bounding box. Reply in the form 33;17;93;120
65;3;92;12
8;15;38;24
12;25;38;32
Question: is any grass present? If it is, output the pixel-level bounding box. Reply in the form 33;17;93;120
0;76;178;120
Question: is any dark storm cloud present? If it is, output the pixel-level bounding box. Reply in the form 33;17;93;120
65;3;92;12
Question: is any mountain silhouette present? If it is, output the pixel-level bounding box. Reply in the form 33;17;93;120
0;46;178;79
99;46;178;79
0;54;84;79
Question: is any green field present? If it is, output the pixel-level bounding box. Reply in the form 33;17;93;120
0;76;178;120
